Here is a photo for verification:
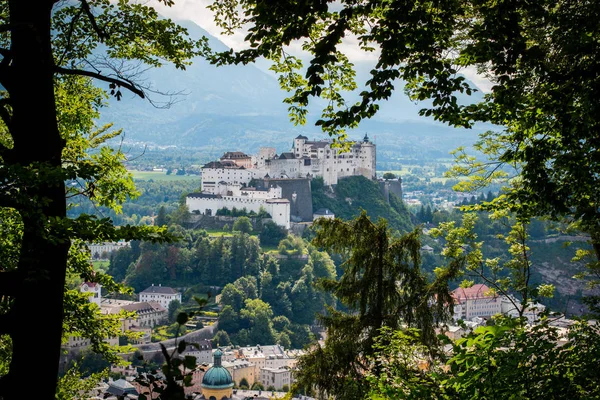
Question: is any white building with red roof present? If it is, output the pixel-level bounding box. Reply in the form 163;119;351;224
451;284;502;321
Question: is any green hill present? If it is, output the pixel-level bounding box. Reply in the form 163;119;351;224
311;176;413;233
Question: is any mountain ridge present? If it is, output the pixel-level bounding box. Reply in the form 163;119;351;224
98;18;488;160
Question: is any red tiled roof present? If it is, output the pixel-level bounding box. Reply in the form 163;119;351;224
452;284;494;302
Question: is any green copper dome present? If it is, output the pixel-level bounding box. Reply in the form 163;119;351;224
202;349;233;389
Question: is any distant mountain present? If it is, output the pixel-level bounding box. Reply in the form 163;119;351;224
99;19;489;160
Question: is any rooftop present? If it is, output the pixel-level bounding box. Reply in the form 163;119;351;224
140;284;178;295
221;151;251;159
452;284;495;301
187;192;220;199
121;301;166;313
203;160;244;169
313;208;333;215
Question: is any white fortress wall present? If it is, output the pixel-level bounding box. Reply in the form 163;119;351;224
186;195;290;229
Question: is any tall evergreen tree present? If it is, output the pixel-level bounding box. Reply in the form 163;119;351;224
424;205;434;223
294;212;458;399
155;206;168;227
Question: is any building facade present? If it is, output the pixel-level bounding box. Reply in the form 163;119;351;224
186;191;291;229
139;284;182;309
221;151;254;169
259;367;292;390
88;241;129;259
501;295;546;324
452;284;502;320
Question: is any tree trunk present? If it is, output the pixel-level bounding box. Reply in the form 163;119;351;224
0;1;69;399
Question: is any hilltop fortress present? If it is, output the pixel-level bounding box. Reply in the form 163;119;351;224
186;134;377;228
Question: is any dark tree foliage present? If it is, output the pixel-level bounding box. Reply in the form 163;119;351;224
367;319;600;400
0;1;203;397
259;220;287;247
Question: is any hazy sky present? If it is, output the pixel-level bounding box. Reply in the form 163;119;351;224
149;0;494;93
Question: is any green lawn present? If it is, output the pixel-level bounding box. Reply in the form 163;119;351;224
260;245;279;253
129;170;200;182
203;228;259;238
91;260;110;272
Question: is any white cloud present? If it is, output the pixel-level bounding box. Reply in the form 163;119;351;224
148;0;249;50
460;66;494;93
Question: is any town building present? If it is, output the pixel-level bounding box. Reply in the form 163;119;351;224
200;161;257;194
259;367;293;390
183;339;213;365
221;152;254;169
105;379;138;398
88;241;129;259
139;284;182;309
222;359;256;387
100;298;167;343
501;295;546;324
451;284;502;321
420;245;434;254
312;208;334;221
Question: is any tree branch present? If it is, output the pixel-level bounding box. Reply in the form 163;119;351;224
80;0;109;42
57;6;85;67
54;66;145;98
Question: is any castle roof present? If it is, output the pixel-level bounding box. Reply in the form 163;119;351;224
295;135;308;140
278;152;295;160
203;160;242;169
305;141;329;148
221;151;251;159
265;198;290;204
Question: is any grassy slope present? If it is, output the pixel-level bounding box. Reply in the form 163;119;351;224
130;170;199;182
312;176;414;233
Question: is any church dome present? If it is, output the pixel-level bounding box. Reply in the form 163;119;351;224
202;349;233;389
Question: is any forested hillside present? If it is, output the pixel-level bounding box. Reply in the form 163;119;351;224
106;228;336;349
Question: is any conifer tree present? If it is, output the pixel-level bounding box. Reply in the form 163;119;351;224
293;212;458;399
